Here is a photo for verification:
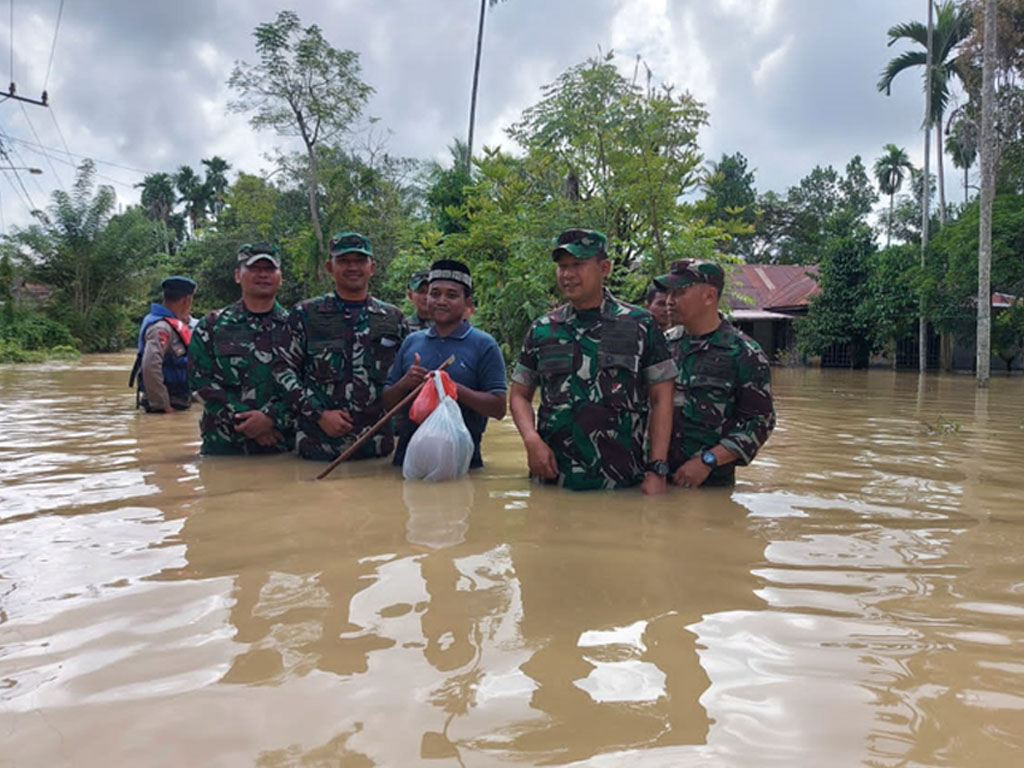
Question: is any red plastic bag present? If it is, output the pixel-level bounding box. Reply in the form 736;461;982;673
409;370;458;424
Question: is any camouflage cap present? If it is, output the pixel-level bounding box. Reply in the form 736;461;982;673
329;231;373;257
237;242;281;268
551;228;607;261
654;259;725;293
407;269;430;291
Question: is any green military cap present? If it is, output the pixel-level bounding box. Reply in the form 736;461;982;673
237;242;281;268
407;269;430;290
551;228;607;261
654;259;725;293
329;231;373;257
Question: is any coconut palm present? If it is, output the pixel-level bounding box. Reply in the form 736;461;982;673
136;172;176;224
175;164;211;234
201;155;231;218
874;144;914;247
946;111;978;203
466;0;507;172
878;0;974;225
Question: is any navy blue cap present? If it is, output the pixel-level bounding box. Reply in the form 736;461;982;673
161;276;197;295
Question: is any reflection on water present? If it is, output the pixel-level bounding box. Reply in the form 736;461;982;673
2;355;1024;766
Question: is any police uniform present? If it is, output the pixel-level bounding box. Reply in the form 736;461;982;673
512;231;676;490
131;276;195;412
655;260;776;486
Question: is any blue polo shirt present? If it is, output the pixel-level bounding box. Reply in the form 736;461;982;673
386;320;507;468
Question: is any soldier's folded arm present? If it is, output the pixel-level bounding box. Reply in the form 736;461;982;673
720;352;775;465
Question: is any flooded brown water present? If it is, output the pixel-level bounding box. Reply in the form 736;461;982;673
2;354;1024;767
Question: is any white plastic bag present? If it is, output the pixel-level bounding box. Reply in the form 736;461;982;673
402;371;473;482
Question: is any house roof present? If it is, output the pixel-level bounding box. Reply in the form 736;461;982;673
726;264;820;313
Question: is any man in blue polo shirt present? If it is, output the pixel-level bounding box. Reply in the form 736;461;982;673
383;259;507;469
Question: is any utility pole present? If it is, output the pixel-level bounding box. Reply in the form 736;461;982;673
919;0;934;375
976;0;997;387
466;0;488;174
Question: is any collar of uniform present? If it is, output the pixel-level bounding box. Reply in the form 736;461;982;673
706;314;734;348
330;293;385;313
560;289;620;323
233;299;287;320
150;302;175;319
426;319;472;340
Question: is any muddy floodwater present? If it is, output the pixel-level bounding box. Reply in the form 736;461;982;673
2;354;1024;767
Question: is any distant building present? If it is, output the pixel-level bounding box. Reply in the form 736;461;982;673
725;264;820;362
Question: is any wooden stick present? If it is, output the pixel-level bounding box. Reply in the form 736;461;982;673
315;354;455;480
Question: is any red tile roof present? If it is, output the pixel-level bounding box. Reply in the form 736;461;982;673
726;264;820;313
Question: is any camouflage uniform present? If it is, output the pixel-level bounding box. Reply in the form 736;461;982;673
664;316;775;485
276;293;408;461
188;300;295;455
511;291;677;491
404;312;431;332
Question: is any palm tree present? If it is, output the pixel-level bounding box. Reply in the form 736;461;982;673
136;173;176;223
201;155;231;218
466;0;507;172
175;164;211;235
874;144;914;247
946;111;977;204
878;0;973;226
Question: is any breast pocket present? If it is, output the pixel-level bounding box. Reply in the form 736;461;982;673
537;342;576;405
688;373;734;428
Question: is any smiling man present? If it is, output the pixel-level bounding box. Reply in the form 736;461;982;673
276;232;408;461
508;228;677;493
189;243;294;455
382;259;506;469
656;259;775;488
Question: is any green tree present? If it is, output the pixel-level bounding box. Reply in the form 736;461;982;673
507;54;708;273
946;109;978;203
796;216;877;368
228;10;374;265
879;0;974;224
175;164;211;234
425;140;473;234
202;155;231;218
874;144;914;246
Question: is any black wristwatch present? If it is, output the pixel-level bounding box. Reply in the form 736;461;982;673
645;460;670;477
700;450;718;468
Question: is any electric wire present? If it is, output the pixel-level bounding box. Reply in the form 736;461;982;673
19;100;65;191
0;122;48;200
42;0;63;93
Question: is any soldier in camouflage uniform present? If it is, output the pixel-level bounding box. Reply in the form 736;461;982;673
404;269;431;332
655;259;775;488
189;243;295;455
276;232;408;461
509;229;677;493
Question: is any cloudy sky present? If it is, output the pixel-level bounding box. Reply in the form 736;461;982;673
0;0;962;232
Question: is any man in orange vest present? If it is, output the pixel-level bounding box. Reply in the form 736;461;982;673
131;276;196;413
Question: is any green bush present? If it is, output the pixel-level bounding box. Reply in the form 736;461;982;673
0;312;78;350
0;338;45;363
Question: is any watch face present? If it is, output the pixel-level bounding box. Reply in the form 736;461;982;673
701;451;717;467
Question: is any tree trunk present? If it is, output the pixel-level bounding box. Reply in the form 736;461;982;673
935;119;946;226
466;0;487;174
920;0;933;376
977;0;997;387
887;192;894;248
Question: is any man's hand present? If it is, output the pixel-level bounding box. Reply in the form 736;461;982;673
671;456;713;489
234;409;274;438
318;409;354;438
163;407;175;414
253;428;284;447
641;472;668;495
400;352;428;391
524;433;558;479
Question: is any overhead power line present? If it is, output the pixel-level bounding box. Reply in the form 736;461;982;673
42;0;63;94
